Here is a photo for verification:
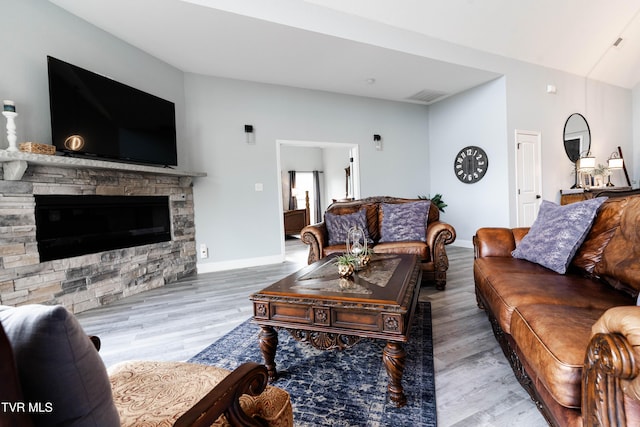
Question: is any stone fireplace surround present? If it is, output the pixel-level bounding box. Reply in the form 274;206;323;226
0;152;205;314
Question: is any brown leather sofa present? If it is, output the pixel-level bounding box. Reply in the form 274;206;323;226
474;192;640;426
301;196;456;289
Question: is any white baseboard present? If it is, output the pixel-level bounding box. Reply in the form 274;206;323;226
197;240;472;274
196;254;285;274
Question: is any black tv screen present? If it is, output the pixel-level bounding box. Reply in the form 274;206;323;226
47;56;178;166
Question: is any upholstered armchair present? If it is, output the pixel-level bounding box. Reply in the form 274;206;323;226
0;304;293;427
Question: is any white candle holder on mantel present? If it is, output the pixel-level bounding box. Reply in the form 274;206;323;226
2;99;19;152
2;111;18;152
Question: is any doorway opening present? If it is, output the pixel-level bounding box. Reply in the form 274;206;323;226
276;140;360;259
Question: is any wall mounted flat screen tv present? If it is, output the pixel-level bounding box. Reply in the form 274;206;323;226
47;56;178;166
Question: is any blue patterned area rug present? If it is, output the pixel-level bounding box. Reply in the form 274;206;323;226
189;302;436;427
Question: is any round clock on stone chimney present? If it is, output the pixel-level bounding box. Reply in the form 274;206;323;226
453;146;488;183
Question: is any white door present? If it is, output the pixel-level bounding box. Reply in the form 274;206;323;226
516;130;542;227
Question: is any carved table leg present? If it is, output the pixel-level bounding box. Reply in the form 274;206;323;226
259;325;278;382
383;341;407;407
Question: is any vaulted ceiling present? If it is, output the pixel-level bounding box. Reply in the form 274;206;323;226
49;0;640;104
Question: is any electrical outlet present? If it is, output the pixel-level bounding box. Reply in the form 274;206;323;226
199;243;208;259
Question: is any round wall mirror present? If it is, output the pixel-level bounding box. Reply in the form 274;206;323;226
563;113;590;163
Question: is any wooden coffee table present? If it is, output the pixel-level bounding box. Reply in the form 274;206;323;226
250;253;421;407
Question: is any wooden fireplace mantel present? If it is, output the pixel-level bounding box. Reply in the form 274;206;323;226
0;151;206;180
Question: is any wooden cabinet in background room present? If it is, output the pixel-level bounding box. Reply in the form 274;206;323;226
284;191;310;236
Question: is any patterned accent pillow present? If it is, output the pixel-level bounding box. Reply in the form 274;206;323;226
325;209;370;246
379;200;430;243
512;197;607;274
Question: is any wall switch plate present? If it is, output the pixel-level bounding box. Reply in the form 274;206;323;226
199;243;208;259
255;183;263;191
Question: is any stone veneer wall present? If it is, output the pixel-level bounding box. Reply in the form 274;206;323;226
0;164;197;313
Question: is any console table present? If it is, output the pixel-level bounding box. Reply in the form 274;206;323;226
560;187;633;205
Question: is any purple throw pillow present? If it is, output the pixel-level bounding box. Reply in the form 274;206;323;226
379;200;430;243
325;209;370;246
511;197;607;274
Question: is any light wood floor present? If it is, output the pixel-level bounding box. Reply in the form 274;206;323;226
76;239;547;427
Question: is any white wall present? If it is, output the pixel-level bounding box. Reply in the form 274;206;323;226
429;78;509;247
633;83;640;187
402;32;636;228
323;146;352;204
183;74;430;271
503;60;633;222
280;146;324;174
429;66;633;247
1;0;186;162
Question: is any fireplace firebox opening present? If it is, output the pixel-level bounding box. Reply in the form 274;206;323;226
35;195;172;262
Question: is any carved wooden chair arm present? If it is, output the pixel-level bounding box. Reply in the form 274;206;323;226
425;221;456;257
583;333;638;427
583;306;640;427
591;306;640;398
301;222;326;264
174;362;270;427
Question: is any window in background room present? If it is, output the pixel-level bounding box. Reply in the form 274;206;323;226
293;172;321;224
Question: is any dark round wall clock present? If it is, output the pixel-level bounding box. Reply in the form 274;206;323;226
453;146;489;183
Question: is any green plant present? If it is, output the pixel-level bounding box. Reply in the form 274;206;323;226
335;253;357;266
594;163;611;177
418;193;447;213
335;253;357;277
